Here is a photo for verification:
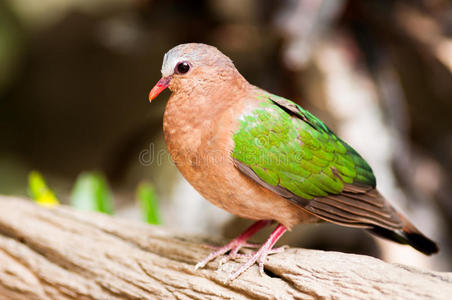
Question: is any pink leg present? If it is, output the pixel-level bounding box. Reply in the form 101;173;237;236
229;224;287;280
194;220;271;270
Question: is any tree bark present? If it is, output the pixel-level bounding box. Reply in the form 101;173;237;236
0;196;450;300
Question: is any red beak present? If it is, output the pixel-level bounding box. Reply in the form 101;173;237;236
149;76;171;102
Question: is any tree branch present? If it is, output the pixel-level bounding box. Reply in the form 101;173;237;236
0;196;450;299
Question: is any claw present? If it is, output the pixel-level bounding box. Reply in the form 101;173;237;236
194;221;288;281
194;220;271;270
195;238;261;270
228;224;287;280
218;252;250;268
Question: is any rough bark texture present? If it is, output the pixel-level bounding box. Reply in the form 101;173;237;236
0;196;450;300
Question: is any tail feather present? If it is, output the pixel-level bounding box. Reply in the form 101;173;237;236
368;214;439;255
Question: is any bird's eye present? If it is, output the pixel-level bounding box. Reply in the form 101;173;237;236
175;61;190;74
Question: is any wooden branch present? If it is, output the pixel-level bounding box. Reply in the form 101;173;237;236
0;196;450;300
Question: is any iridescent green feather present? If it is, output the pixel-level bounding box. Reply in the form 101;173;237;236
232;93;376;201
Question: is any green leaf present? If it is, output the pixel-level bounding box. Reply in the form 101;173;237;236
70;172;114;214
137;182;161;225
28;171;59;207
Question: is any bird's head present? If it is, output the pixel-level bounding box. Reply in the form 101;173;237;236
149;43;245;102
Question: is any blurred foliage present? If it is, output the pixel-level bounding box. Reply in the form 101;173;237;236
137;181;161;225
27;171;163;224
0;0;451;270
70;172;114;215
0;1;23;95
28;171;59;207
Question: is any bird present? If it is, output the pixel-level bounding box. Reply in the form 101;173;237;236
148;43;438;280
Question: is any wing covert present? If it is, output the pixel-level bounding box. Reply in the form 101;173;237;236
232;93;402;230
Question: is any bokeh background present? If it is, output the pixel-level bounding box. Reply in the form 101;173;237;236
1;0;451;271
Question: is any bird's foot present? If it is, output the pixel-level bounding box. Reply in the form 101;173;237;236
194;239;261;270
228;224;287;281
195;220;272;271
218;244;287;267
228;244;287;280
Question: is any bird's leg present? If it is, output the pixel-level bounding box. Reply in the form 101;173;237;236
194;220;272;270
229;224;287;280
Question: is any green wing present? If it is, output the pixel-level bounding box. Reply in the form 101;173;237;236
232;93;402;230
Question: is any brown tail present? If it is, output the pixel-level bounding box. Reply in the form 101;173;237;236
368;214;439;255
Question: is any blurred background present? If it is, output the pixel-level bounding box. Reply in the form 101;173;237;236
0;0;451;271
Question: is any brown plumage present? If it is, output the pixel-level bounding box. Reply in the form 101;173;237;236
148;43;438;279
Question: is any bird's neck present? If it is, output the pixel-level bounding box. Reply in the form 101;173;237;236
165;70;249;125
163;74;249;153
